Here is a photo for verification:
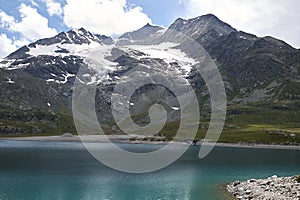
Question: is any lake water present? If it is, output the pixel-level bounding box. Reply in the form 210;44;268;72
0;140;299;200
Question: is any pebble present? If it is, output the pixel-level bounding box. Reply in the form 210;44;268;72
227;175;300;200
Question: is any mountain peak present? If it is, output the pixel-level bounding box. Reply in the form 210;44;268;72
78;27;88;32
169;14;236;44
119;23;164;41
143;23;153;28
69;27;94;37
196;13;219;20
183;14;226;24
171;14;220;25
5;28;113;60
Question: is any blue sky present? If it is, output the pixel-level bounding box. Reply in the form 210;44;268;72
127;0;187;27
0;0;299;58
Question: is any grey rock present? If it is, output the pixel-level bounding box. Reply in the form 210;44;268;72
227;175;300;200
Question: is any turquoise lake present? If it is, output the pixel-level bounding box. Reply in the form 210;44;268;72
0;140;299;200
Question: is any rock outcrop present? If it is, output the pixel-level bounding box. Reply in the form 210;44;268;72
227;175;300;200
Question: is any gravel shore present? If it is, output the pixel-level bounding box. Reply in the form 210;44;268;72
227;175;300;200
1;136;300;150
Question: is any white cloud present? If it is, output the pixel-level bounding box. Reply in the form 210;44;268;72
0;34;17;58
182;0;300;48
0;10;15;29
63;0;152;36
42;0;63;17
12;4;58;40
0;4;58;58
0;34;28;58
177;0;186;4
0;4;57;41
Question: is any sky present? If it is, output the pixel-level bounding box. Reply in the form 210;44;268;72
0;0;299;58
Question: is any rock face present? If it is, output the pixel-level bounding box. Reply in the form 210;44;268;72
227;175;300;200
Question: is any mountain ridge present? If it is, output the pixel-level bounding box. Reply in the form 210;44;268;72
0;14;299;145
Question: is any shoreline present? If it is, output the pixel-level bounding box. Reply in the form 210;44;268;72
0;135;300;150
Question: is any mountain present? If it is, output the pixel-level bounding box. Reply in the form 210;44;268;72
119;23;164;41
0;14;300;144
169;14;236;44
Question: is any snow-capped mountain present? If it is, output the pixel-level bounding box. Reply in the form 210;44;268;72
0;14;300;135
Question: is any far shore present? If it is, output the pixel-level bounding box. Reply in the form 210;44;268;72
0;134;300;150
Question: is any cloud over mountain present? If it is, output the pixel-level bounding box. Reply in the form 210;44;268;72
63;0;152;36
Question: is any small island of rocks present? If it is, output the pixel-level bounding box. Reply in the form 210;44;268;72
227;175;300;200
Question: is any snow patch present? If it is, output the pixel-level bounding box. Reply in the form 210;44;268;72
82;74;91;77
128;42;197;74
27;41;103;58
155;28;167;35
60;73;75;84
0;59;14;69
46;73;75;84
46;79;55;82
0;59;30;70
239;36;247;40
6;78;15;84
172;107;180;111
